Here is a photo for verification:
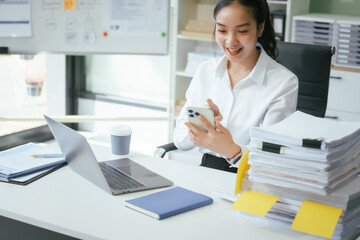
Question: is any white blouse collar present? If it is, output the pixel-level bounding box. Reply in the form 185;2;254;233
214;45;270;86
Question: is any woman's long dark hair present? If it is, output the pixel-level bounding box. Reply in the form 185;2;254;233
213;0;278;59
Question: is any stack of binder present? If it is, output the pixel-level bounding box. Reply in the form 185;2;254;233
292;14;338;47
336;18;360;69
244;111;360;239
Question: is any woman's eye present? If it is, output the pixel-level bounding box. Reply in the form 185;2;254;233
239;30;248;34
217;29;226;33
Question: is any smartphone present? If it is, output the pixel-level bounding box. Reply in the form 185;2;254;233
186;107;215;132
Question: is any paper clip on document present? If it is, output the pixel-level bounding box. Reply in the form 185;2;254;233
257;141;285;154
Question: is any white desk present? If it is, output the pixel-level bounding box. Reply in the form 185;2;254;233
0;139;320;240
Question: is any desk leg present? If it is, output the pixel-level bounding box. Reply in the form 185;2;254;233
0;215;78;240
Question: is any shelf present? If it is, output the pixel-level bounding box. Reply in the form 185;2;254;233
177;34;214;42
331;65;360;73
176;70;193;78
267;0;288;5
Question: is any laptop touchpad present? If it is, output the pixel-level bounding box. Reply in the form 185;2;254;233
118;165;157;178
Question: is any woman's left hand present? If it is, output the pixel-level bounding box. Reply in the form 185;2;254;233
185;115;240;158
206;98;223;123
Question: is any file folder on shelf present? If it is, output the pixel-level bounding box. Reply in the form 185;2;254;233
270;9;286;41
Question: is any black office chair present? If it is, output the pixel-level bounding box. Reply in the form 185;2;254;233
155;42;335;158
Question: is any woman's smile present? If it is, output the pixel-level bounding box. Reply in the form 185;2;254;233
226;47;242;56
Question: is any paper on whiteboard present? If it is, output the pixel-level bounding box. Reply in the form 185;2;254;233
0;0;32;37
103;0;168;36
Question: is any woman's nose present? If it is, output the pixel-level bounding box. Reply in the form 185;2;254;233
226;33;238;46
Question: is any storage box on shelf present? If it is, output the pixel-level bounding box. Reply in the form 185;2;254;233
180;19;215;40
292;14;338;47
291;14;360;69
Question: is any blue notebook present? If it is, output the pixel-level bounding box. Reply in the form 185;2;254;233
125;186;213;220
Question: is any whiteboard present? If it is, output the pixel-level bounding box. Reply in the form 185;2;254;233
0;0;169;55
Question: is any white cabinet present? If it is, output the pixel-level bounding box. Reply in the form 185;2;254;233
169;0;310;140
325;68;360;121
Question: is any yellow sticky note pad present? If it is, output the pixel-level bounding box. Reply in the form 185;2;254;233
235;151;250;195
291;200;343;238
231;191;280;217
64;0;76;10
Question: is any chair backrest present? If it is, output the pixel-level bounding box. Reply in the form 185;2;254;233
276;41;334;118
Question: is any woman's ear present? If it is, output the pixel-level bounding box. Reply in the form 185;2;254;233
258;22;265;37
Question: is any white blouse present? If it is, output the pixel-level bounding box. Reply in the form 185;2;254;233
173;47;298;158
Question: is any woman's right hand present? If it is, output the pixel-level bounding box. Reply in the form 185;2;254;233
207;98;223;123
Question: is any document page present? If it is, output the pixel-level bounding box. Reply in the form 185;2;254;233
0;143;64;176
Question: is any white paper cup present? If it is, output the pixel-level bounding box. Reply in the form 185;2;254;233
110;125;132;155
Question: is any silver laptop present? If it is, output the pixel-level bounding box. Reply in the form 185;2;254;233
44;115;173;195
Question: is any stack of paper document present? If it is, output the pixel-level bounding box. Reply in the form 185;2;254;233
242;111;360;239
240;176;360;240
0;143;66;185
248;111;360;196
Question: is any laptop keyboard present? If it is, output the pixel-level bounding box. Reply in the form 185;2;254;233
100;163;145;190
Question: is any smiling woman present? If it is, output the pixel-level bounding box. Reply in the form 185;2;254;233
173;0;299;172
214;2;265;88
